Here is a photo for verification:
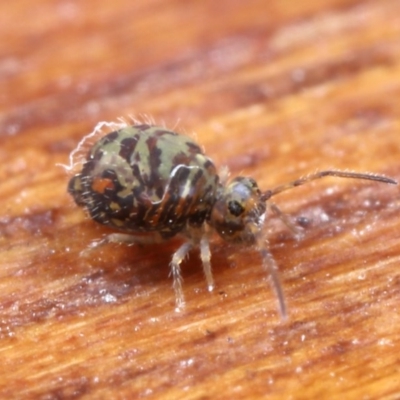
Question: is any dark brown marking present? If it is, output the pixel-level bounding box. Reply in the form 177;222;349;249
119;137;138;161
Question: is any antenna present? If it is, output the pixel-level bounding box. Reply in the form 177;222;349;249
261;170;397;201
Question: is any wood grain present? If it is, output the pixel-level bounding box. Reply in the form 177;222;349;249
1;0;400;399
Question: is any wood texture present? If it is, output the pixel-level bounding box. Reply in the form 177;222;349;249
1;0;400;399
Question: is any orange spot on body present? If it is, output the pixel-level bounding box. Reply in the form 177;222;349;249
91;177;115;194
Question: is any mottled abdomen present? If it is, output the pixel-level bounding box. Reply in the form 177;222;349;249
68;125;219;239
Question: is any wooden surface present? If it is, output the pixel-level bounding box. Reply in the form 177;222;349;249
1;0;400;399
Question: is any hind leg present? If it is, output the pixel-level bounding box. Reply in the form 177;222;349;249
81;232;166;256
169;241;193;310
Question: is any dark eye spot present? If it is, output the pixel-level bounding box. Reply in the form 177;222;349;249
248;178;257;188
228;200;244;216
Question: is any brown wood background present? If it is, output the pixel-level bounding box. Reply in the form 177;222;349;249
1;0;400;399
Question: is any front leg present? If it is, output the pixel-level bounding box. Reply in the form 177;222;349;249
200;236;214;292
